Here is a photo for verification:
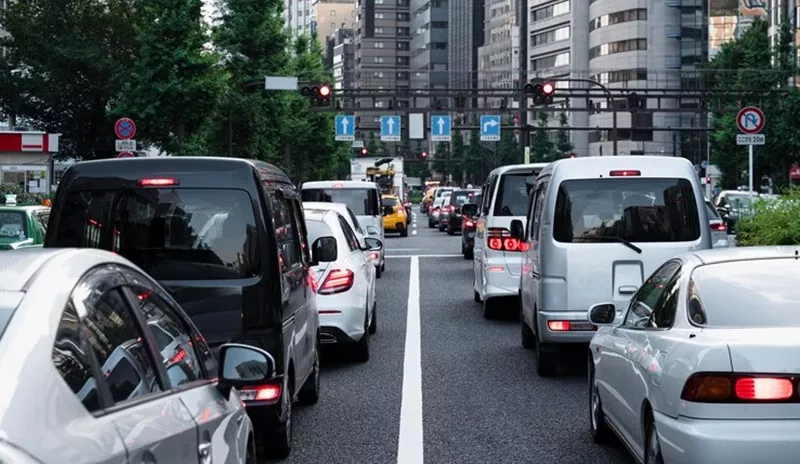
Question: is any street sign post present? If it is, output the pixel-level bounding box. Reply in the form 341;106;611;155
380;115;401;142
430;115;451;142
117;152;135;158
736;106;765;193
480;115;501;141
115;139;137;152
335;115;355;141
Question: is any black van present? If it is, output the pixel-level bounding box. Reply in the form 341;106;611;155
45;157;321;458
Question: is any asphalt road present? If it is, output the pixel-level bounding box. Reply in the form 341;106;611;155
275;208;634;464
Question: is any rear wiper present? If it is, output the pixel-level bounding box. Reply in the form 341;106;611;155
577;236;642;254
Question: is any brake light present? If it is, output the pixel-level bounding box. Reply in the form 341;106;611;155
240;384;281;402
548;321;571;331
441;206;451;213
318;269;355;295
681;373;797;402
168;348;186;365
487;228;523;252
465;219;474;228
333;183;343;188
370;251;379;261
711;222;727;232
608;170;641;177
139;177;179;186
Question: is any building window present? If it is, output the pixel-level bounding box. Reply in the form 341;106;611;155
397;56;409;65
590;69;647;84
373;72;385;78
397;41;409;50
376;27;384;33
531;25;570;46
397;12;410;21
374;56;385;63
589;39;647;60
531;0;569;23
375;12;384;19
531;51;570;71
374;41;385;48
589;9;647;32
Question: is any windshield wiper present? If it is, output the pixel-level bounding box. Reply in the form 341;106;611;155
577;236;642;254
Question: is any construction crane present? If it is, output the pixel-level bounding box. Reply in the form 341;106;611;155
366;158;396;195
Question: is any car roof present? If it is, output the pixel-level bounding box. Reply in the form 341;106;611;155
686;246;800;266
0;206;48;213
302;180;380;189
539;155;696;180
303;201;353;214
303;209;333;223
488;163;550;177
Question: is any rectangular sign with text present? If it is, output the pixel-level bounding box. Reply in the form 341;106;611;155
736;134;765;146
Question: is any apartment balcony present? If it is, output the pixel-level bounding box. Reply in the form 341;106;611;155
665;55;682;69
664;0;681;7
665;26;681;38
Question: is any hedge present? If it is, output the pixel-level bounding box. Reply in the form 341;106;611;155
735;189;800;246
0;184;53;206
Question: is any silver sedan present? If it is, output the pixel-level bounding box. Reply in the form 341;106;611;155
587;246;800;464
0;248;276;463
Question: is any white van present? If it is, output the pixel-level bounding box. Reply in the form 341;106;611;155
511;156;711;376
472;163;549;317
301;181;385;274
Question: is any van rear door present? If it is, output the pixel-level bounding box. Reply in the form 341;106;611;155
490;171;539;276
549;176;703;313
301;186;382;236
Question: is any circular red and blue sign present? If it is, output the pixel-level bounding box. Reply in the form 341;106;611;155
736;107;765;134
117;151;135;158
114;117;137;139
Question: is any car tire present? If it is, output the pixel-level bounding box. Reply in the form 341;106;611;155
645;412;665;464
521;315;535;350
589;363;613;444
246;434;257;464
369;302;377;334
376;265;382;279
354;311;370;362
264;375;293;459
535;334;557;377
438;223;445;232
483;298;497;319
464;247;473;260
428;219;434;228
298;340;320;405
447;227;455;236
400;228;408;237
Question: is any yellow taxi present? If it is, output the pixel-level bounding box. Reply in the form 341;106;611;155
381;194;408;237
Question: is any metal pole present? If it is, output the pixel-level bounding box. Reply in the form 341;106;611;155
550;78;616;155
748;143;754;193
517;0;529;160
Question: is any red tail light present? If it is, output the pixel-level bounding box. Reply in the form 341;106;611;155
318;269;355;295
139;177;179;186
548;321;571;331
710;222;727;232
487;228;524;252
240;383;281;402
681;373;797;403
441;206;451;213
464;219;474;228
168;348;186;365
608;170;641;177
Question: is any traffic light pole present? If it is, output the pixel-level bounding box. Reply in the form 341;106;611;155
549;78;617;156
517;0;529;161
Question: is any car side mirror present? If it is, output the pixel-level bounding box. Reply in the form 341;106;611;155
510;219;525;240
216;343;276;398
461;204;478;217
312;236;337;263
365;236;383;251
588;303;617;326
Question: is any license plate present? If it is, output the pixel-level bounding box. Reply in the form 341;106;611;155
570;322;596;331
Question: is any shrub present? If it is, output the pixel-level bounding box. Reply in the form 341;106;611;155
0;184;53;206
735;189;800;246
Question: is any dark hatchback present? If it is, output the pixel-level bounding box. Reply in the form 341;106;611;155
44;157;321;459
460;193;481;259
443;189;480;234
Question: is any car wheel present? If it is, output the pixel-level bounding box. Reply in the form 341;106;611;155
246;434;257;464
438;224;445;232
483;298;497;319
464;247;473;260
400;228;408;237
381;261;385;272
521;313;535;349
428;220;434;228
354;311;370;362
369;302;377;334
447;227;455;236
298;340;320;405
376;265;382;279
589;362;613;444
264;375;293;459
645;412;665;464
535;334;557;377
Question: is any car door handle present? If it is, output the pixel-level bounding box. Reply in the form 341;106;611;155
618;285;638;295
198;442;212;464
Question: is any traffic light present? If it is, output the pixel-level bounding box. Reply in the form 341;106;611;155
361;147;368;157
524;79;555;106
421;151;427;159
300;82;332;107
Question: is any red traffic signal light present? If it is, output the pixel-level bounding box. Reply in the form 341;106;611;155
421;151;427;158
301;83;332;107
318;85;331;97
361;148;368;156
542;81;555;95
526;79;554;106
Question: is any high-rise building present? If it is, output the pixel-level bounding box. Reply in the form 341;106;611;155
478;0;520;109
0;0;8;60
329;28;356;91
285;0;314;35
312;0;356;59
353;0;411;141
449;0;485;107
410;0;449;109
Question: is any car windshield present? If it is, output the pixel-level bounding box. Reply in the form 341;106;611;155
48;188;260;280
553;178;701;243
306;219;334;244
493;172;536;216
0;211;27;239
302;188;380;216
689;259;800;327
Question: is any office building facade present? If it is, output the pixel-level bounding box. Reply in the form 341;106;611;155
449;0;485;107
410;0;449;109
330;28;356;91
285;0;314;35
478;0;520;109
312;0;356;58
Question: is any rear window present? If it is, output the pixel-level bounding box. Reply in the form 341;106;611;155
553;178;701;243
689;259;800;327
301;188;380;216
493;172;536;216
382;197;400;207
306;219;334;244
0;211;27;239
49;188;260;280
705;201;720;220
437;189;454;198
450;191;477;206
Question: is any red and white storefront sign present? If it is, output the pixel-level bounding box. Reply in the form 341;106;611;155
0;131;60;153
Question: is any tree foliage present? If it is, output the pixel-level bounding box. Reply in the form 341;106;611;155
531;112;554;162
554;112;573;158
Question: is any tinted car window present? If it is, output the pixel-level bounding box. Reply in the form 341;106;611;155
53;301;102;412
382;197;400;207
553;178;701;243
689;259;800;327
493;173;536;216
705;201;720;220
49;189;261;280
302;188;380;216
450;190;477;206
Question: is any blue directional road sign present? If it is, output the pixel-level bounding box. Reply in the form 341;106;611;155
430;115;452;142
381;115;401;142
480;115;501;141
335;115;355;141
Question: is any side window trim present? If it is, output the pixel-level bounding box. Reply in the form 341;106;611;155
621;260;681;330
646;269;682;330
338;215;358;251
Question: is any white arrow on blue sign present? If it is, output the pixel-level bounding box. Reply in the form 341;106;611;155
335;115;355;141
480;115;501;141
381;115;401;141
430;115;451;142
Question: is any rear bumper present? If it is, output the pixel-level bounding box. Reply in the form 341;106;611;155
654;410;800;464
385;221;406;231
536;310;596;344
318;302;366;342
481;256;520;299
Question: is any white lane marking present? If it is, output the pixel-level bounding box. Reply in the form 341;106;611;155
412;230;417;235
390;248;425;251
412;223;417;228
398;256;423;464
386;254;463;258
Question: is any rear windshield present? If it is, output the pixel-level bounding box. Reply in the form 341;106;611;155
437;189;454;198
450;190;477;206
493;172;536;216
306;219;334;245
0;211;27;239
301;188;380;216
689;259;800;327
382;197;400;207
705;201;720;220
48;188;260;280
553;178;701;243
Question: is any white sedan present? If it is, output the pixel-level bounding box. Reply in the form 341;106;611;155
305;208;382;362
588;246;800;464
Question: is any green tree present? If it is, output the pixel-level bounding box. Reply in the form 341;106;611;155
117;0;227;155
554;112;573;158
432;142;451;179
498;129;520;165
0;0;138;159
466;115;483;183
451;129;466;185
530;112;553;162
366;132;379;156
